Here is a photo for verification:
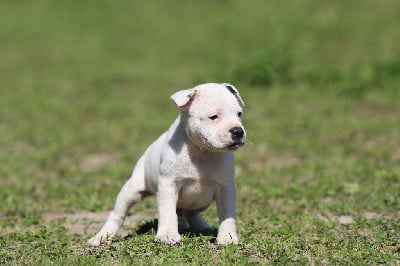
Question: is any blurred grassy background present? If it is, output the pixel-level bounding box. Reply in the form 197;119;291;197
0;0;399;264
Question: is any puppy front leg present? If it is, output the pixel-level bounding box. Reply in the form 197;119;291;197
155;177;181;244
216;182;238;244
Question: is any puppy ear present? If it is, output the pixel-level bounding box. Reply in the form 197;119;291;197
170;88;197;111
222;83;245;107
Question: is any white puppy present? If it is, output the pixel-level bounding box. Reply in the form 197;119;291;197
87;83;246;246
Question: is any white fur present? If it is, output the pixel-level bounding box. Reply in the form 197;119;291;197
87;83;246;246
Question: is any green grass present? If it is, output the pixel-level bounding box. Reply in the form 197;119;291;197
1;0;399;264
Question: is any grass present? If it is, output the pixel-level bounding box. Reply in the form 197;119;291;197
0;0;399;264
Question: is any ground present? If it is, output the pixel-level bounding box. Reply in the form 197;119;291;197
0;0;399;265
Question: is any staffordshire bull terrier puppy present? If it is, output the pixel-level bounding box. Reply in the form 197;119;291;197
87;83;246;246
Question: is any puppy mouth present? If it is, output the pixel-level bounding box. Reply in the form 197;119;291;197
227;141;245;150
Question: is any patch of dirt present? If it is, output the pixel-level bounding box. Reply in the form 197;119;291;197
80;153;119;172
42;210;155;237
391;148;400;162
337;215;355;225
268;153;300;168
312;211;395;225
241;145;301;173
362;211;380;220
241;145;267;173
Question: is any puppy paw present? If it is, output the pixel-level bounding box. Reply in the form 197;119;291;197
87;234;112;247
155;231;181;245
217;232;238;245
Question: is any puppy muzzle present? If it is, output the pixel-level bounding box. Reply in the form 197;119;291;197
227;127;246;150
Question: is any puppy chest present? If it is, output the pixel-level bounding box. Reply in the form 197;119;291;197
176;179;219;210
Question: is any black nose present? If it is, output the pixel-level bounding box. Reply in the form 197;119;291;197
230;127;244;140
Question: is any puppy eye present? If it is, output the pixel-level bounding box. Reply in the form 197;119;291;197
208;115;218;120
238;112;242;118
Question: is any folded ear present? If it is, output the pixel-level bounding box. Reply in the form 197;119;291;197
222;83;245;107
170;88;197;111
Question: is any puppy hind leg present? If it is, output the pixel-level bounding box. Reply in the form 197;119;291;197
184;210;213;232
87;156;149;246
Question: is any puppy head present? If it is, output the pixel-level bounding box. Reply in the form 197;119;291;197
171;83;246;152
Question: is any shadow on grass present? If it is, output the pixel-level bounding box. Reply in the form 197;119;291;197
124;219;218;242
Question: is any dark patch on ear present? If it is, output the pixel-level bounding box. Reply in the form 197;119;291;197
225;84;237;95
222;83;245;107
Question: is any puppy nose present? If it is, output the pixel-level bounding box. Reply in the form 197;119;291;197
230;127;244;139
